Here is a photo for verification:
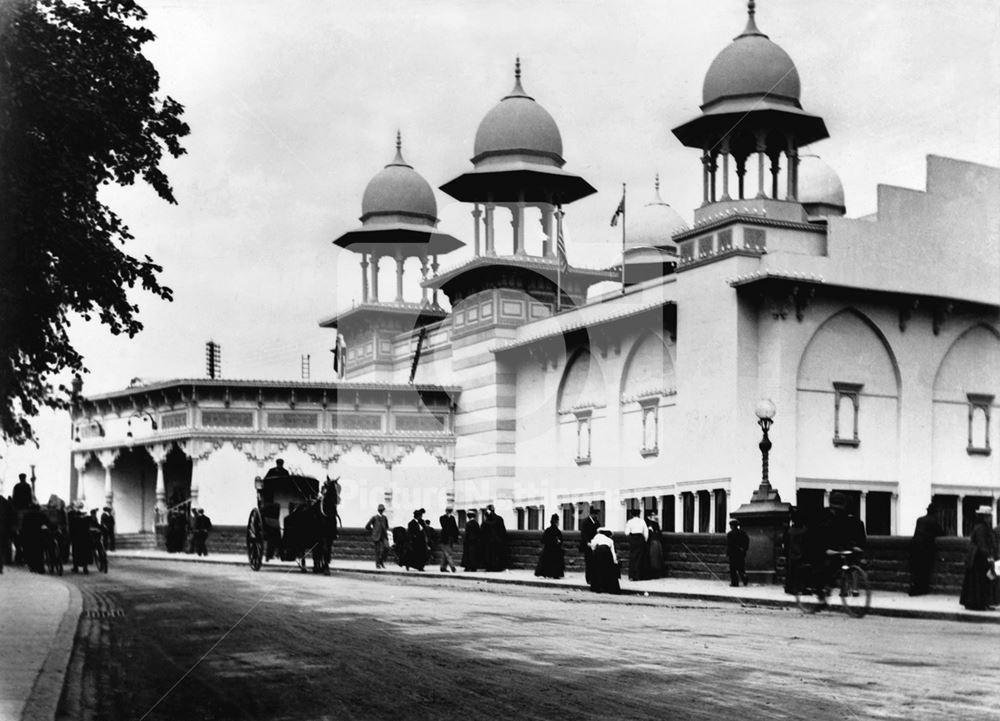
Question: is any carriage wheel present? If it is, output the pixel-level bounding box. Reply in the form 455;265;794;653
246;509;264;572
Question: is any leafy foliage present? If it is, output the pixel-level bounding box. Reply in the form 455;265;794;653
0;0;188;443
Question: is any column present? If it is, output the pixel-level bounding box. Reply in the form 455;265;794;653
859;491;867;528
890;492;898;536
472;204;482;257
693;492;701;533
151;443;170;522
701;152;711;206
484;204;496;255
823;489;831;508
371;254;380;302
736;157;747;200
755;132;767;199
511;202;525;255
419;255;429;304
360;253;369;303
708;490;717;533
97;449;118;509
956;496;963;537
786;142;799;200
720;140;731;201
770;154;781;200
540;205;554;257
73;452;89;505
190;458;200;509
709;154;718;203
395;250;404;303
675;493;683;533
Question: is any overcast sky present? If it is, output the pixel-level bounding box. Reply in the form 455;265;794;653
6;0;999;498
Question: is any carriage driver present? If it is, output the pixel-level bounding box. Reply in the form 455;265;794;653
256;477;282;560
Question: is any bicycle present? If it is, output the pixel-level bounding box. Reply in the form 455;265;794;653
794;548;871;618
91;530;109;573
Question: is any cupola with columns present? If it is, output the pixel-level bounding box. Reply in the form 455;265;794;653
319;133;464;380
670;0;832;269
430;59;616;318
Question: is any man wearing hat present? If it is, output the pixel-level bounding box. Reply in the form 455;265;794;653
726;519;749;587
100;506;116;552
439;506;458;573
579;506;602;585
814;491;867;596
960;504;996;611
365;503;390;569
405;508;429;571
908;503;944;596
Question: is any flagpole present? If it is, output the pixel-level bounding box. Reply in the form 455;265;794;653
620;182;627;295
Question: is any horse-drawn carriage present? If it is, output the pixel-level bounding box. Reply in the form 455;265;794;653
246;474;339;573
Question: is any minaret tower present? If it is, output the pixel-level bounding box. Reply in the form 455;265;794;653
430;58;615;315
669;0;830;266
320;133;463;380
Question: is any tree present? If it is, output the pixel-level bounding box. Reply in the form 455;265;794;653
0;0;189;443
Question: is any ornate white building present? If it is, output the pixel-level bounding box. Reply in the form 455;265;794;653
71;3;1000;538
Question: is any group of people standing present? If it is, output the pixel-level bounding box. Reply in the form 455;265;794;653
365;504;510;573
0;472;115;574
164;495;213;556
568;506;667;594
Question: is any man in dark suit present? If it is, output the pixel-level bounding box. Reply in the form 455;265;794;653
726;519;750;586
579;506;601;585
264;458;290;479
908;503;945;596
439;507;459;573
462;510;480;572
365;503;390;569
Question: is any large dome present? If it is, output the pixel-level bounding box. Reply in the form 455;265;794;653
472;60;564;164
627;177;688;250
361;135;437;223
702;6;801;107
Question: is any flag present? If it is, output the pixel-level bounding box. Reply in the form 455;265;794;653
610;193;625;227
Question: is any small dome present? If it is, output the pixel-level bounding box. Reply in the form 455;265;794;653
361;133;437;223
702;5;800;107
472;59;563;164
627;176;688;250
797;154;845;209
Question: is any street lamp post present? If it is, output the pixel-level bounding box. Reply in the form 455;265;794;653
755;398;776;492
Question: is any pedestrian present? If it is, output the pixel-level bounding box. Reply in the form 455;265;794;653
100;506;116;552
578;506;601;584
480;504;508;571
534;513;565;579
365;503;390;569
908;503;944;596
959;505;996;611
462;510;480;572
588;528;620;594
11;472;33;511
193;508;213;556
68;502;92;574
20;503;46;573
406;509;428;571
726;519;749;587
784;507;811;594
624;508;649;581
0;493;12;572
438;507;459;573
643;511;666;579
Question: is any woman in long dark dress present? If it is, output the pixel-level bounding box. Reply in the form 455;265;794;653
643;512;666;579
589;528;620;594
462;510;481;571
535;514;564;579
480;504;507;571
960;506;996;611
405;509;428;571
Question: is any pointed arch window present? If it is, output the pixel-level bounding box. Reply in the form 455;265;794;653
638;397;659;457
574;409;592;465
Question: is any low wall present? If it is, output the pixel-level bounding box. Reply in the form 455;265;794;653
155;526;969;595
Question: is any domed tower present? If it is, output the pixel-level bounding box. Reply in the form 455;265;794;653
319;133;463;380
796;153;846;219
431;59;616;316
672;1;827;208
621;174;688;285
669;1;831;267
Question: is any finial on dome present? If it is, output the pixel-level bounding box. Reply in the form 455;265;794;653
390;129;409;167
509;56;527;97
739;0;765;38
653;173;664;203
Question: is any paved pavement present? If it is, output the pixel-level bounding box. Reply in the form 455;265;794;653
0;549;996;721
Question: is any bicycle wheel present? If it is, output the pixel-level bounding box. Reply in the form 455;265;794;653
838;565;870;618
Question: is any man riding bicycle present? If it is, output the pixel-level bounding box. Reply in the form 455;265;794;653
812;491;867;600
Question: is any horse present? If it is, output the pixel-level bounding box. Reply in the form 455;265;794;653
283;477;339;574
